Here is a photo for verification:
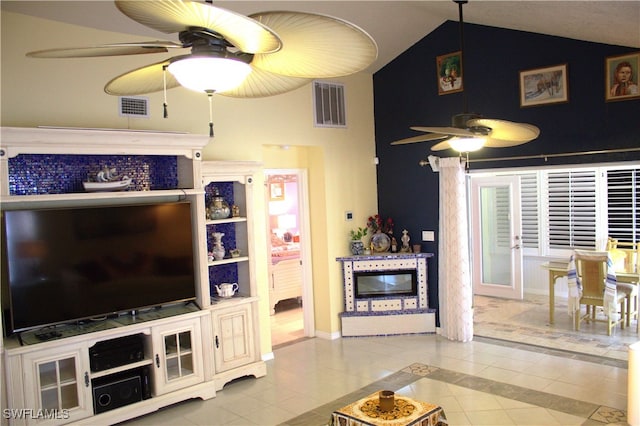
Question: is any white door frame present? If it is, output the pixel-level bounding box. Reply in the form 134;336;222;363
470;175;523;299
265;168;315;337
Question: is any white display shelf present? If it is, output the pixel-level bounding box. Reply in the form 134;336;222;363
207;256;249;266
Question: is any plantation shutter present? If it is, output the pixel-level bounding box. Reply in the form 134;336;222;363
495;186;510;247
520;173;539;248
548;170;597;249
607;167;640;243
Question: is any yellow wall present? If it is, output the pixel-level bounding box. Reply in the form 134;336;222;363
1;11;379;354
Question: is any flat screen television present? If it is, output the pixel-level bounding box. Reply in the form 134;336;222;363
1;201;197;334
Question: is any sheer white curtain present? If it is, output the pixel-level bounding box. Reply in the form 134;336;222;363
434;156;474;342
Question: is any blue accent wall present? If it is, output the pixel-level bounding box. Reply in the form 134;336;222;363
373;21;640;323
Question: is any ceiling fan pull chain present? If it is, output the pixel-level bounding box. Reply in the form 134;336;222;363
162;65;168;118
207;90;214;137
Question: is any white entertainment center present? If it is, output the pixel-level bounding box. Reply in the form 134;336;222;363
0;127;266;426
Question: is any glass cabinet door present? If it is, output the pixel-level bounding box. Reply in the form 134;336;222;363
153;319;204;395
163;331;194;380
23;347;92;425
38;357;80;410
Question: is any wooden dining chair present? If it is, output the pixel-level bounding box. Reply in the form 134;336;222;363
574;249;626;336
606;238;639;333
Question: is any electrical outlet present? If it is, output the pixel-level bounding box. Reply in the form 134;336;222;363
422;230;435;241
346;211;353;221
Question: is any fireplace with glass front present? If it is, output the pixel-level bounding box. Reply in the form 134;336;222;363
336;253;435;336
354;270;418;299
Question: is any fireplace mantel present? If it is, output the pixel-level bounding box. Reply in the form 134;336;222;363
336;253;435;336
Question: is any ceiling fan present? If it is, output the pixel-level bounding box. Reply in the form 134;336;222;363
26;0;378;135
391;0;539;152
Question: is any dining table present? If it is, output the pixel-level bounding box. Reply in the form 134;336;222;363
541;260;639;324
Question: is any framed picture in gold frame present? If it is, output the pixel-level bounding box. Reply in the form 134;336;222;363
605;52;640;102
519;64;568;107
269;181;285;201
436;51;463;95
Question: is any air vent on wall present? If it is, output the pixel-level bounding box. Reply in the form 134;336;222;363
313;81;346;128
119;96;149;118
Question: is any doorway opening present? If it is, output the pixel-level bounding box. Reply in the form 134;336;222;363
265;170;314;347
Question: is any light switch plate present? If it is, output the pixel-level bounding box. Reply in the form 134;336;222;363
422;230;435;241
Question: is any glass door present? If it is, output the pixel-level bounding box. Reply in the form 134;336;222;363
471;176;523;299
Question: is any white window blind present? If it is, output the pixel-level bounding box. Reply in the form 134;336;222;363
473;163;638;254
607;167;640;243
520;173;539;249
547;170;597;249
495;186;511;247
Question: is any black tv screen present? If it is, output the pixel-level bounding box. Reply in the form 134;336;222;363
1;201;197;333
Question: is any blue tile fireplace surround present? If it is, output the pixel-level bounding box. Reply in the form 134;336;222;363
336;253;436;336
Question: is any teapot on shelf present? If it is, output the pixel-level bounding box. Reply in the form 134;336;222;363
215;283;238;298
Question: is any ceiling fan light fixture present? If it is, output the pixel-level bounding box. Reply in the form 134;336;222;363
168;55;252;93
449;137;485;153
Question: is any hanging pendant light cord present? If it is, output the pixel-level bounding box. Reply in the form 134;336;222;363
456;0;469;114
207;90;214;137
162;65;168;118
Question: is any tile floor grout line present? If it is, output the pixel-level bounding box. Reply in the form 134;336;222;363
473;335;628;369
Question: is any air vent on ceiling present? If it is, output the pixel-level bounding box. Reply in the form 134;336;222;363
119;96;149;118
313;81;346;128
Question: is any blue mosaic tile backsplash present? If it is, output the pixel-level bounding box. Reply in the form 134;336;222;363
8;154;178;195
204;181;240;290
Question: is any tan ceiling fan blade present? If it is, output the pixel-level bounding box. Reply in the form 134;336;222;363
105;60;180;95
391;133;449;145
430;140;455;151
468;118;540;142
483;138;533;148
115;0;281;54
411;126;477;138
26;41;183;58
249;11;377;78
218;67;311;98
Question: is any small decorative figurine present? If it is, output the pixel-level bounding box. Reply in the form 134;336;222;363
400;229;411;253
231;204;240;217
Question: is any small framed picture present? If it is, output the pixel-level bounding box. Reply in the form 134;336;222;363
436;51;463;95
519;64;569;107
269;181;285;201
605;52;640;102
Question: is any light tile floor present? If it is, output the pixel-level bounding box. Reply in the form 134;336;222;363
123;326;635;425
270;298;304;348
473;294;639;361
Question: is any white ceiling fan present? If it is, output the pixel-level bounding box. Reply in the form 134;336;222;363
26;0;378;135
391;0;540;152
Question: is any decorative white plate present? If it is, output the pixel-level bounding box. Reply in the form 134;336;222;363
371;232;391;252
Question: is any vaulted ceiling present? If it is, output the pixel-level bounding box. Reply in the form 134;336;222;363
2;1;639;73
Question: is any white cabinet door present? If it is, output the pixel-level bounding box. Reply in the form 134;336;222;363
21;344;92;425
151;318;204;395
212;303;256;373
